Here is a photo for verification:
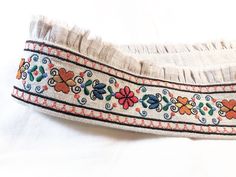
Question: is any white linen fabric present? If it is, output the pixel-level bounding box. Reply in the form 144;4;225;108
1;0;236;177
11;16;236;139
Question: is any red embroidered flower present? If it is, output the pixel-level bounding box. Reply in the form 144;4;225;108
220;99;236;119
115;86;138;110
53;68;76;94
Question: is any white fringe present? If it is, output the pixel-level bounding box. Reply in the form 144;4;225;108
28;15;236;85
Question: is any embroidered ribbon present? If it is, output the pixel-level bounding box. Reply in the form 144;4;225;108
12;41;236;139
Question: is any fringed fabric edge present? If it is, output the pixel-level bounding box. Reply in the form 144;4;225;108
28;15;236;85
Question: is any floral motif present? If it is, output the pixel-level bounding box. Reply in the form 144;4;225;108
16;58;30;80
52;68;76;94
147;94;162;109
92;82;106;100
219;99;236;119
16;53;236;125
115;86;139;110
27;65;48;82
36;66;48;82
140;93;162;111
175;96;193;115
16;55;51;94
27;65;38;81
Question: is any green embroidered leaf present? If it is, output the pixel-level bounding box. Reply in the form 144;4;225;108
107;86;113;93
84;87;90;95
39;66;45;74
142;101;148;108
198;102;204;108
36;75;43;82
208;109;214;116
106;95;112;101
29;73;34;81
163;96;169;103
200;109;206;115
163;105;169;111
206;103;212;109
85;80;92;86
31;65;37;72
142;94;149;101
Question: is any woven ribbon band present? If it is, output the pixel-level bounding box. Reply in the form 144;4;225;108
12;16;236;139
12;40;236;139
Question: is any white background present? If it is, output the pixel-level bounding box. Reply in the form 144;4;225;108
1;0;236;177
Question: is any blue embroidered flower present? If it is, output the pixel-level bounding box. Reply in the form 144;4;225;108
92;83;106;100
147;94;162;109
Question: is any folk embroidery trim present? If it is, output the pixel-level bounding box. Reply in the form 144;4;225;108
16;53;236;126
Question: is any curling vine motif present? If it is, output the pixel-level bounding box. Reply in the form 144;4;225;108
16;53;236;125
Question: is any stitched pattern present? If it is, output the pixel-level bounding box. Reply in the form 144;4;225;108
11;86;236;136
16;54;53;93
15;53;236;126
24;40;236;93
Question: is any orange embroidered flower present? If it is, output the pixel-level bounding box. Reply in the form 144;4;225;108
16;58;26;80
175;96;193;115
53;68;76;94
220;99;236;119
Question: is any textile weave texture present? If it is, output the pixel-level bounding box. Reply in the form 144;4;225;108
12;16;236;139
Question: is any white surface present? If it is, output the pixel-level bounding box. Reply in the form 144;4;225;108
1;0;236;177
